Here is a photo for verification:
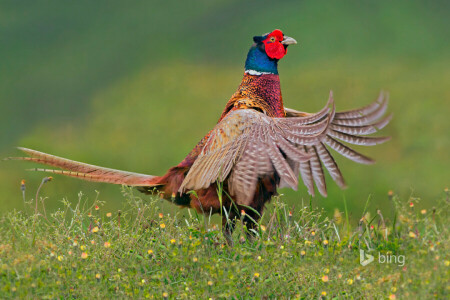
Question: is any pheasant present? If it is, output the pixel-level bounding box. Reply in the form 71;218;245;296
8;29;391;239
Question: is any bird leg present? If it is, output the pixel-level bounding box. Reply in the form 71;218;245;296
241;209;262;242
222;212;238;246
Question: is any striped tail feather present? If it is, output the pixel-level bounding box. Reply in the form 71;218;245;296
285;91;391;197
6;147;161;186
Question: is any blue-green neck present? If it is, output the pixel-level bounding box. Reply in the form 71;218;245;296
244;46;278;75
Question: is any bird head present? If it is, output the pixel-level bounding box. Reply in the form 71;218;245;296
245;29;297;75
253;29;297;60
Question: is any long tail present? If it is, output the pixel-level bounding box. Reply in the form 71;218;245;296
6;147;162;187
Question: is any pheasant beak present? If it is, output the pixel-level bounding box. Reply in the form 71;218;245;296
281;36;297;45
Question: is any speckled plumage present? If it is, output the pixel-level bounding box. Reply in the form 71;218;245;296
10;30;391;241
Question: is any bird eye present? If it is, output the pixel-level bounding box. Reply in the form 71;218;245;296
269;36;276;42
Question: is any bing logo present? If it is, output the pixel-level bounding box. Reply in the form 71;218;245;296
359;250;406;267
360;250;374;266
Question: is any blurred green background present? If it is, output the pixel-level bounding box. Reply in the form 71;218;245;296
1;0;448;219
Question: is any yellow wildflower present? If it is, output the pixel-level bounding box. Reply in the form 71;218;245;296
334;208;342;224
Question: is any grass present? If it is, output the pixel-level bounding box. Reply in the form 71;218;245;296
0;180;448;298
1;0;449;214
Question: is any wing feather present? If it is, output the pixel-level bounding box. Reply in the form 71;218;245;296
328;130;391;146
282;91;391;196
334;92;385;119
333;96;388;126
179;109;319;204
308;146;327;197
330;114;392;135
314;143;346;189
266;141;298;189
299;147;315;196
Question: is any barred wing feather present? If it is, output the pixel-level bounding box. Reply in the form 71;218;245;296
180;95;340;204
283;91;391;196
179;107;331;205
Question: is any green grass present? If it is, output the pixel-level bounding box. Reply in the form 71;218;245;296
1;180;448;298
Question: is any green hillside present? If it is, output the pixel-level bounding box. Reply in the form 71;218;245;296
1;0;449;218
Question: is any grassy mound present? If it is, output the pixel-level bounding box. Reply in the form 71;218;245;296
0;182;448;298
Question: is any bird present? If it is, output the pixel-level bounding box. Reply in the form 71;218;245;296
8;29;391;241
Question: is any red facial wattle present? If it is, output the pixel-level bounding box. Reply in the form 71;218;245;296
263;29;287;60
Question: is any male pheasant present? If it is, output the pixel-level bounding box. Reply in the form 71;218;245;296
9;29;391;239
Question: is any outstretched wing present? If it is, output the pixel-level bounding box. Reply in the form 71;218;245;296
179;98;336;205
283;91;392;196
6;147;159;186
